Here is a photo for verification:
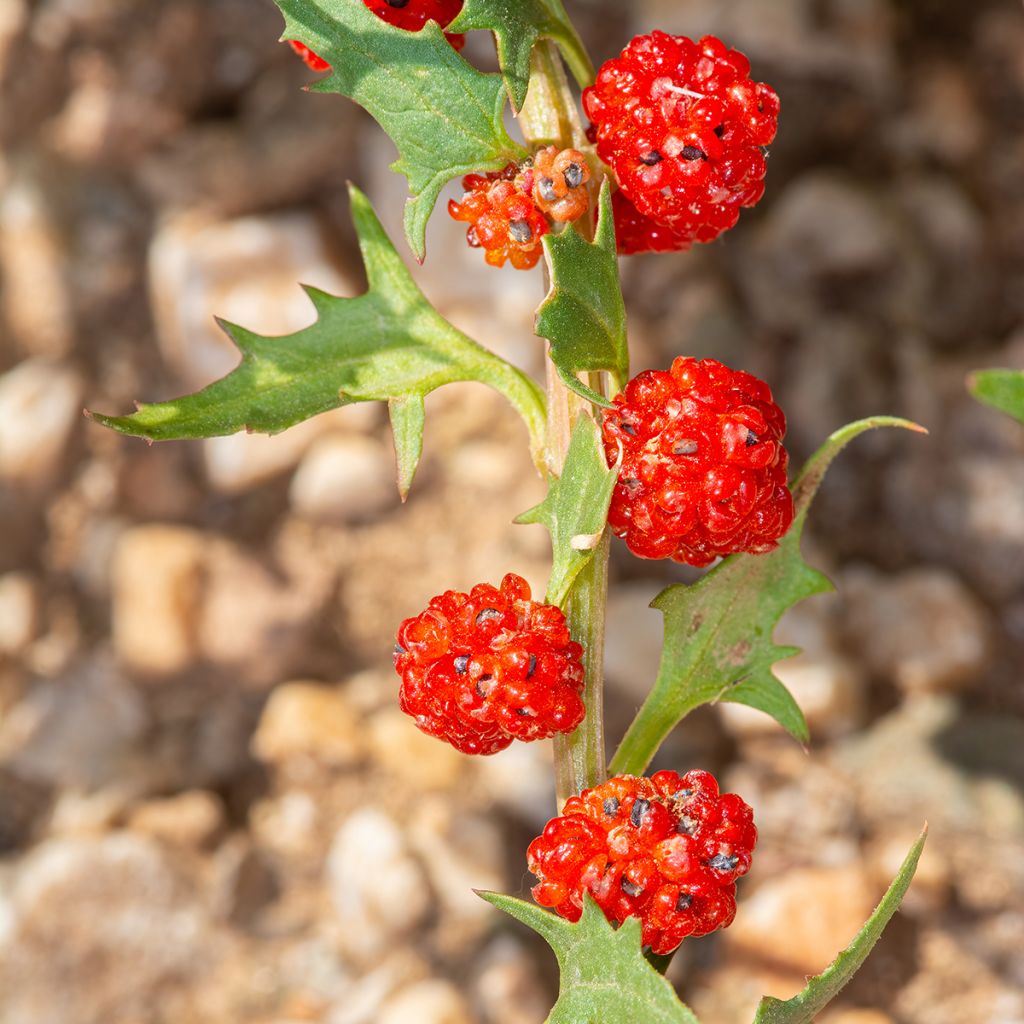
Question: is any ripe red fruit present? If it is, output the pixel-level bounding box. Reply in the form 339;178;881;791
528;770;756;954
611;190;693;256
584;32;779;246
449;166;551;270
394;573;586;755
288;40;331;73
363;0;466;49
602;357;793;566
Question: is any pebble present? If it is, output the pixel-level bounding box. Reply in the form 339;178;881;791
0;834;210;1023
326;808;431;962
726;864;878;975
128;790;225;850
251;682;364;771
378;980;473;1024
0;359;82;486
840;566;990;695
366;707;464;791
0;572;40;655
111;525;205;676
473;936;552;1024
289;433;398;523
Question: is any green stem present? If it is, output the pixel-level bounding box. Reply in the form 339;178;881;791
609;695;700;779
520;41;610;807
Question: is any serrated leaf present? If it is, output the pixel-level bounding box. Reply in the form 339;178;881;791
481;892;701;1024
276;0;525;259
536;183;628;408
610;417;925;776
968;368;1024;425
753;827;927;1024
89;186;547;487
447;0;594;111
388;395;425;501
516;415;617;606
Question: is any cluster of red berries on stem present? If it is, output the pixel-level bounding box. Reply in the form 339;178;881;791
288;0;465;72
393;573;585;754
602;357;794;566
448;148;591;270
528;770;756;954
584;32;780;255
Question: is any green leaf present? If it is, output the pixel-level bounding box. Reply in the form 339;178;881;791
516;416;618;606
89;186;547;485
388;395;425;501
968;368;1024;425
536;183;628;408
610;417;926;776
447;0;595;111
753;827;928;1024
481;892;701;1024
276;0;525;259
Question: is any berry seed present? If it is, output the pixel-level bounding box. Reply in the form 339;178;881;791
681;145;707;161
564;162;585;188
538;177;558;203
454;655;469;674
675;892;693;911
673;438;698;455
508;219;534;244
603;797;620;817
630;798;651;827
621;877;643;897
476;608;503;626
708;853;739;872
640;150;663;165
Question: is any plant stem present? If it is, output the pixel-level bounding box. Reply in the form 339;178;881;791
521;41;610;807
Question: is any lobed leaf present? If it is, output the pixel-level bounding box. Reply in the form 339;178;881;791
516;415;618;606
968;368;1024;425
481;892;701;1024
275;0;525;259
610;417;926;776
753;827;928;1024
447;0;595;111
89;186;547;493
537;183;628;408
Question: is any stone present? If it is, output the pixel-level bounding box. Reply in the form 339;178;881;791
326;951;430;1024
366;707;464;791
289;433;398;523
840;567;991;695
726;865;878;975
474;937;552;1024
0;661;148;791
326;808;430;962
0;359;82;486
111;525;206;677
820;1011;895;1024
0;834;212;1024
128;790;225;850
0;177;73;358
251;682;364;770
0;572;40;655
378;980;473;1024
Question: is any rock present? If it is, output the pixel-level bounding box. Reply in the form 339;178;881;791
726;864;878;975
366;707;464;791
0;661;148;790
210;836;280;928
251;682;364;771
0;572;40;655
474;937;552;1024
289;433;398;523
326;951;430;1024
0;176;73;358
378;980;473;1024
128;790;225;850
840;567;991;695
111;525;205;676
406;799;505;957
326;808;431;962
196;540;326;689
0;359;82;486
0;834;212;1024
474;740;555;829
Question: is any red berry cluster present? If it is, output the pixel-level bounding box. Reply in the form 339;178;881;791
602;358;793;566
528;770;756;954
584;33;779;255
449;166;552;270
364;0;466;49
611;190;693;256
394;573;586;755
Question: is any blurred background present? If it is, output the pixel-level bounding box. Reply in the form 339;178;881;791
0;0;1023;1022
